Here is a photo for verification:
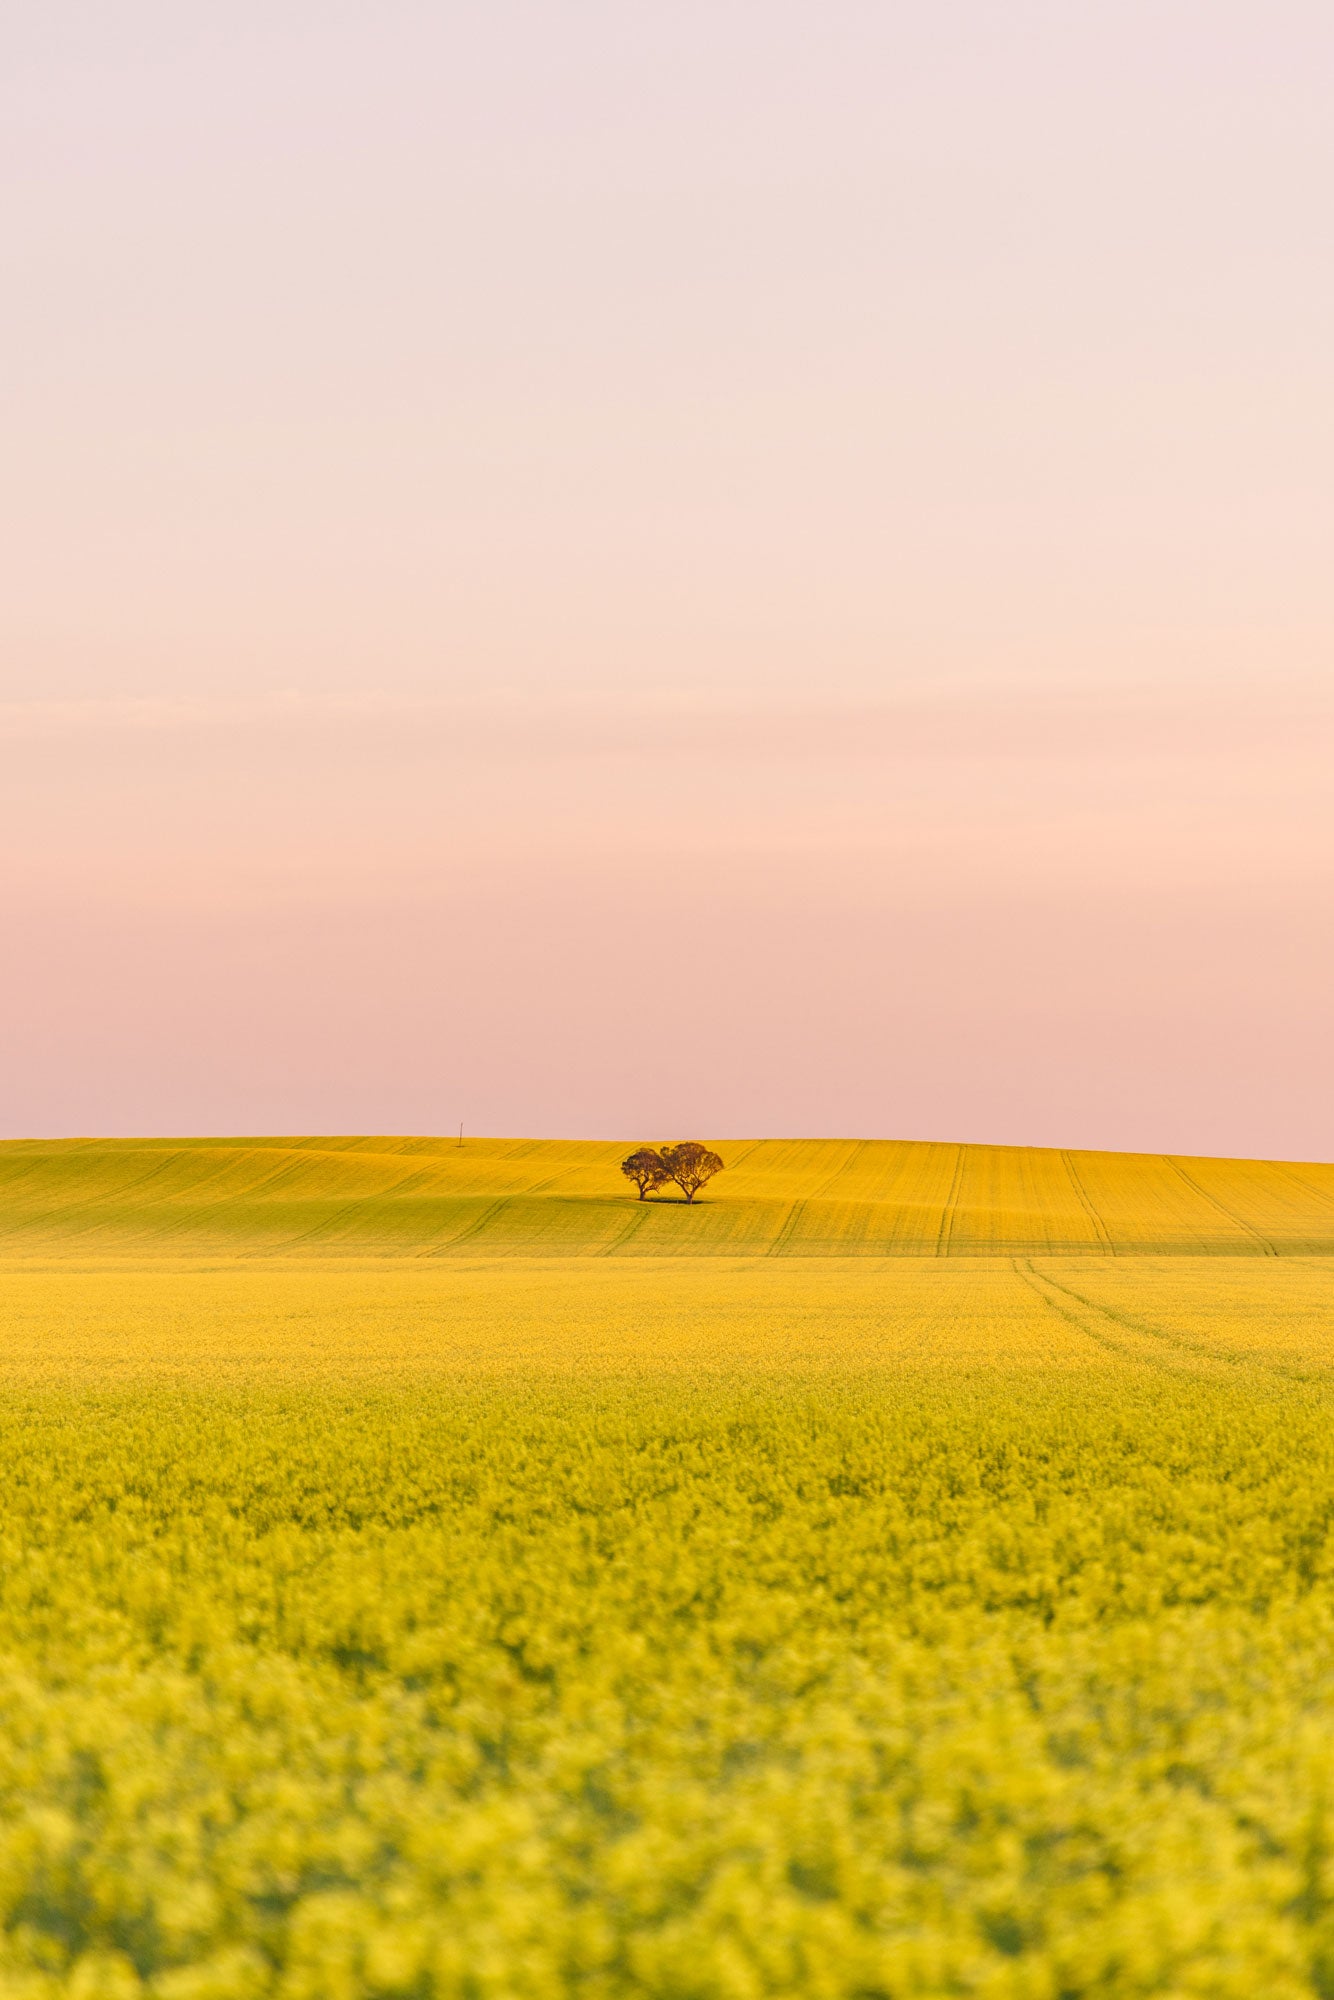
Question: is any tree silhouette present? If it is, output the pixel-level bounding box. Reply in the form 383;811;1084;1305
621;1147;668;1199
660;1142;725;1204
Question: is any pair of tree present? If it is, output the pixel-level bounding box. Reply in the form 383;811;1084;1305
621;1142;724;1204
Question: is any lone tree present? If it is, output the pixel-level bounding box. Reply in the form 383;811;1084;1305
621;1147;668;1199
660;1141;725;1204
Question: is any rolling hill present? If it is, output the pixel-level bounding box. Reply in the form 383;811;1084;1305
2;1133;1332;1257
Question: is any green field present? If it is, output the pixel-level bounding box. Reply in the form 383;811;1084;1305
5;1137;1334;1997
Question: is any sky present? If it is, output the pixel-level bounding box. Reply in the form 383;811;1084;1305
4;1;1332;1154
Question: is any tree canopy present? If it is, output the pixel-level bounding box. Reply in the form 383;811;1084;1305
620;1148;669;1199
620;1143;725;1203
659;1142;725;1204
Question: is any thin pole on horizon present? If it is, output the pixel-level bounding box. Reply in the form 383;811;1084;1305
458;1123;463;1148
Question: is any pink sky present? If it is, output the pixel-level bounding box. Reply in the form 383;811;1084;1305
4;4;1333;1154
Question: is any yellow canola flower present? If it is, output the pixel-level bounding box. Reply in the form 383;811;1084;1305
0;1135;1332;1994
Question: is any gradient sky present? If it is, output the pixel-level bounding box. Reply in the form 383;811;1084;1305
4;2;1332;1154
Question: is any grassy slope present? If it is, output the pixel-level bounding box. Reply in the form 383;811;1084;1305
2;1132;1333;1256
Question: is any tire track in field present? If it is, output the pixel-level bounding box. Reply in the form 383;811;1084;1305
1164;1157;1279;1256
0;1152;180;1240
935;1145;966;1258
806;1138;871;1200
600;1202;660;1255
221;1151;479;1252
498;1138;550;1162
428;1196;517;1254
1012;1260;1189;1374
767;1200;811;1256
144;1150;489;1252
1271;1165;1334;1235
763;1141;870;1254
0;1145;167;1207
237;1152;438;1205
2;1145;268;1247
262;1190;431;1253
1021;1261;1317;1383
1060;1152;1116;1254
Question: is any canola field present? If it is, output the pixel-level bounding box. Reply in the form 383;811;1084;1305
4;1132;1334;1257
6;1138;1334;1997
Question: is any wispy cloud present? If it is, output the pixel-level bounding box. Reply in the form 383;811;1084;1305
3;674;1330;764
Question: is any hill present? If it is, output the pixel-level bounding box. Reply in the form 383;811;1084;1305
2;1133;1332;1257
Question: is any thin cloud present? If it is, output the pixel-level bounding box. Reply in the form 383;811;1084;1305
1;676;1329;766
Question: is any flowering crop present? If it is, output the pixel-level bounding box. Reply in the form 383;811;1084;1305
2;1251;1334;1994
2;1133;1332;1257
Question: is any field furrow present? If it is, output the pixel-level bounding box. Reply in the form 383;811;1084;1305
5;1134;1333;1256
